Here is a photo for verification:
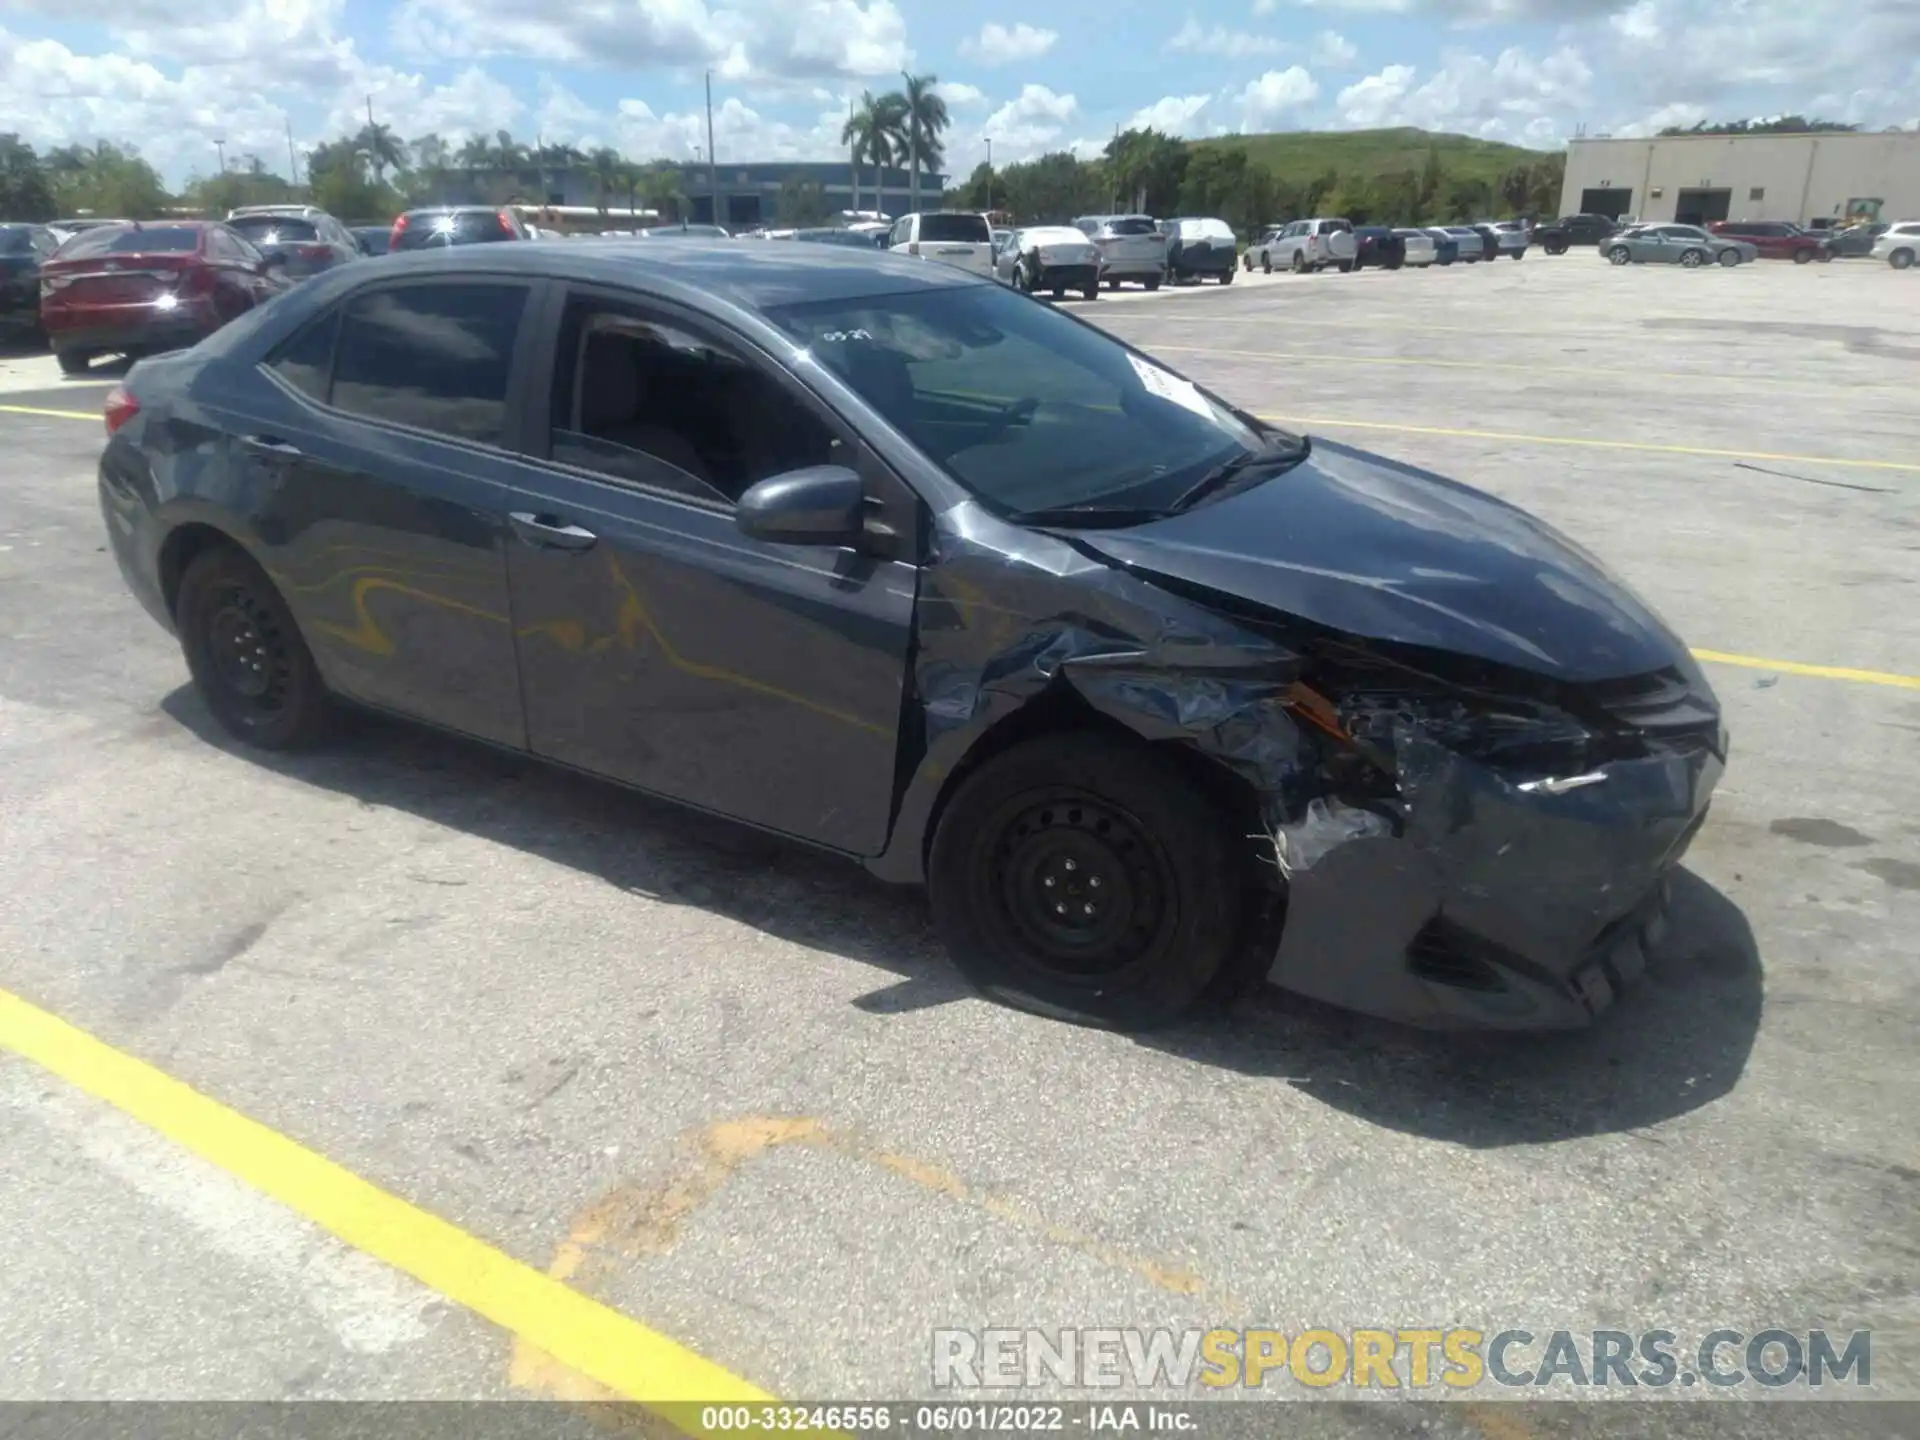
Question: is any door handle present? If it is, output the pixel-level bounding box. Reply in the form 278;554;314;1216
509;512;599;552
241;435;301;456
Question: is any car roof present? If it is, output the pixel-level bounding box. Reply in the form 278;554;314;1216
317;236;987;309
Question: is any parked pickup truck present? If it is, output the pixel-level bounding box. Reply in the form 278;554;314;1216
1533;214;1622;254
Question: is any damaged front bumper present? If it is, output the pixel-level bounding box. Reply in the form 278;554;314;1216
1269;731;1720;1030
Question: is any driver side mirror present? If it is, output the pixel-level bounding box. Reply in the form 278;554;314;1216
735;464;865;547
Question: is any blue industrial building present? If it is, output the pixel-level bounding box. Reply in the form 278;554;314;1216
535;160;946;227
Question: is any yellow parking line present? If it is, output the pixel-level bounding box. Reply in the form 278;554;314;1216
0;986;770;1425
1156;343;1895;395
1262;414;1920;474
0;402;97;421
1691;649;1920;690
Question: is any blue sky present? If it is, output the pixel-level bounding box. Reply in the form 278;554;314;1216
2;0;1916;186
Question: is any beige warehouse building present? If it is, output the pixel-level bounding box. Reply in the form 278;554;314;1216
1558;130;1920;228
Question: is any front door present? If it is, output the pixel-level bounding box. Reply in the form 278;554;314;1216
239;277;535;747
502;292;919;856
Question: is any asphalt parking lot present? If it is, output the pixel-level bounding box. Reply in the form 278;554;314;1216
2;252;1918;1434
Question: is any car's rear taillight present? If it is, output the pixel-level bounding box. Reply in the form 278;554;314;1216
172;263;217;295
497;209;515;237
103;384;139;437
390;214;410;249
296;244;332;260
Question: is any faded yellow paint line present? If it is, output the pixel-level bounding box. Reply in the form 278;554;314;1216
0;401;96;421
1691;648;1920;691
1260;413;1920;475
0;986;770;1427
1155;343;1898;396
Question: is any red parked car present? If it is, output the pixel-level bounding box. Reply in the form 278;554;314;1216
1708;221;1833;263
39;220;293;375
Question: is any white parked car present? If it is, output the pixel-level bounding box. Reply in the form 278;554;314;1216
887;211;995;277
1874;222;1919;270
1392;228;1437;266
1260;218;1358;273
1071;214;1169;290
993;225;1102;299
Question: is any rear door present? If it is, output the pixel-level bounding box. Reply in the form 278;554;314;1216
1097;216;1164;271
916;213;994;275
498;287;920;855
246;277;533;745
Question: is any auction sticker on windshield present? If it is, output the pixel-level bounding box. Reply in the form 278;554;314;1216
1128;354;1215;421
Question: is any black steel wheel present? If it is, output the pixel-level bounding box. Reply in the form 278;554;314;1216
176;544;332;749
927;733;1239;1030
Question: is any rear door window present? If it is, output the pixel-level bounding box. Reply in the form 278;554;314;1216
267;310;341;403
328;283;530;445
919;213;990;244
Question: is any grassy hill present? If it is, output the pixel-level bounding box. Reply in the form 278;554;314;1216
1188;127;1552;185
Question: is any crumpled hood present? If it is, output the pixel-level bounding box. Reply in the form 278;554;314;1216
1073;439;1692;683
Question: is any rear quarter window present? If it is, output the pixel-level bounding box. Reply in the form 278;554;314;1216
920;213;991;243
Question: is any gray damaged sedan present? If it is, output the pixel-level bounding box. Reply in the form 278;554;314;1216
994;224;1103;300
96;241;1726;1034
1602;223;1757;268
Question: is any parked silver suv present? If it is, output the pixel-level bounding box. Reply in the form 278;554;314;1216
1259;217;1357;273
1071;214;1167;290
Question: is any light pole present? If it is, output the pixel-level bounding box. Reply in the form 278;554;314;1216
213;137;226;174
704;70;719;227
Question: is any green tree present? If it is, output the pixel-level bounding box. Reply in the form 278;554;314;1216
1416;143;1444;221
46;142;168;219
1443;174;1492;221
842;90;906;215
1103;128;1189;216
587;147;623;215
355;121;407;188
0;134;56;220
307;138;399;222
944;159;995;211
891;72;949;213
1525;153;1566;215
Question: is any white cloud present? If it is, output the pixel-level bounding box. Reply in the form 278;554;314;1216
937;81;989;107
1258;0;1414;13
390;0;912;83
976;83;1077;161
1333;46;1590;139
1169;16;1291;55
958;21;1056;66
1611;101;1707;137
1310;30;1359;67
1235;67;1322;130
1126;94;1213;136
613;92;855;164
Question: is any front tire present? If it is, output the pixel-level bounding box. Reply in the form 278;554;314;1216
176;544;332;750
1290;251;1306;273
1608;245;1632;265
1262;255;1271;274
928;734;1240;1031
56;348;91;375
1082;282;1099;301
1679;248;1706;268
1793;248;1813;265
1892;248;1916;270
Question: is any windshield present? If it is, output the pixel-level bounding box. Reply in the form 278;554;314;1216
920;213;990;244
59;225;202;257
230;216;319;244
764;283;1276;517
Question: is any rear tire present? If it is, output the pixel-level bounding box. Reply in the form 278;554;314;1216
1892;248;1916;270
1793;249;1812;265
1337;260;1354;273
1220;268;1233;285
927;733;1239;1031
1144;274;1160;291
1261;255;1272;274
1718;249;1741;267
1680;248;1706;268
176;544;333;751
1050;286;1064;299
55;349;91;375
1082;283;1099;301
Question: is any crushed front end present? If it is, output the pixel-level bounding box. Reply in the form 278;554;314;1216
1267;647;1725;1029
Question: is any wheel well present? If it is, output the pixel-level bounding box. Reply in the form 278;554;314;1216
918;684;1271;882
158;522;238;621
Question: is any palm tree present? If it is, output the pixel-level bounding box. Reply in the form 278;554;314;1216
843;90;907;217
355;121;406;187
489;130;530;181
588;147;622;216
641;162;685;223
895;73;949;213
